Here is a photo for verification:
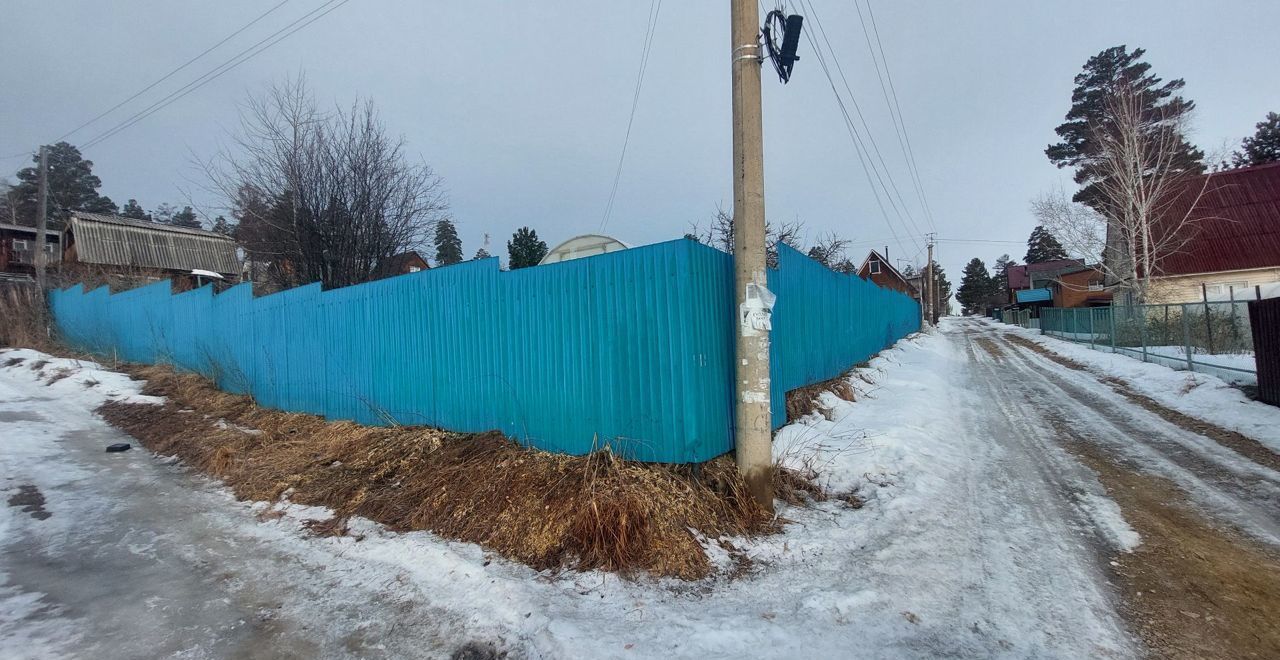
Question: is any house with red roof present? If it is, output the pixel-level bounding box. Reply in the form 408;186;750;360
1142;161;1280;303
1004;258;1110;310
856;249;919;299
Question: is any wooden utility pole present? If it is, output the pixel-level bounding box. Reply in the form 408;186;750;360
730;0;773;512
919;255;929;329
34;145;49;291
924;236;934;325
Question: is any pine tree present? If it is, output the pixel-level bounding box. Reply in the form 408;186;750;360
151;203;176;225
12;142;117;225
169;206;201;229
957;258;995;315
433;218;463;266
211;215;234;235
1025;226;1068;263
507;227;548;269
992;254;1017;289
1230;112;1280;168
120;199;149;220
1046;46;1204;211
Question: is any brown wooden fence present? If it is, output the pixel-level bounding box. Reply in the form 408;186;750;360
1248;297;1280;406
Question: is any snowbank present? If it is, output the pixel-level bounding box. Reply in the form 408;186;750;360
996;322;1280;453
0;349;163;407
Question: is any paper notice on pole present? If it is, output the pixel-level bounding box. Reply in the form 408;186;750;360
740;283;776;337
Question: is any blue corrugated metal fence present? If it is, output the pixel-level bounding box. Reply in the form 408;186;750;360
49;238;919;463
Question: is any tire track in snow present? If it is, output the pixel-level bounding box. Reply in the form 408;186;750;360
952;324;1138;655
983;323;1280;546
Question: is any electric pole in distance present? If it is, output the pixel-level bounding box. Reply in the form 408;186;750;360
731;0;772;512
924;234;935;326
34;145;49;291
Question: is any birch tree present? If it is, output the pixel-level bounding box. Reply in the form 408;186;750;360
1034;86;1216;303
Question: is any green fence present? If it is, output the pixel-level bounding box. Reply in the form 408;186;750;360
1039;303;1257;385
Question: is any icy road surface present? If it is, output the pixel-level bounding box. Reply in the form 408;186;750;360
3;318;1277;659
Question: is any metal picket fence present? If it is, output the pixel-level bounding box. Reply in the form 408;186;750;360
993;308;1039;330
48;239;920;463
1040;303;1257;385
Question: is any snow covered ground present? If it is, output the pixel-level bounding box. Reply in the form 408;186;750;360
28;308;1280;658
1039;333;1258;385
998;321;1280;455
2;324;1162;659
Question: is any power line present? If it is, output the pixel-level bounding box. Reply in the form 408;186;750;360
600;0;663;231
68;2;293;146
934;238;1025;245
853;0;936;233
1;1;293;162
80;0;349;152
788;0;922;255
798;0;928;244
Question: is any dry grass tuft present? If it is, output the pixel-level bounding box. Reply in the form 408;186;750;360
3;357;24;367
99;365;778;579
44;368;72;385
0;284;52;350
773;463;828;506
785;370;859;422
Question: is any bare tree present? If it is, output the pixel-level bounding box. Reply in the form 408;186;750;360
0;179;17;225
805;232;855;274
1034;85;1215;303
686;206;808;269
202;77;447;290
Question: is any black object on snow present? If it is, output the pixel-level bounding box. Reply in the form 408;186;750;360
105;443;132;453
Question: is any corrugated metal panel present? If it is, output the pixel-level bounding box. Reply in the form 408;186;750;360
1016;287;1053;303
48;239;920;463
1156;162;1280;277
68;213;239;275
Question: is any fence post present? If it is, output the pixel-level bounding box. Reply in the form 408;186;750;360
1182;303;1194;372
1089;308;1096;349
1229;287;1238;348
1109;305;1116;352
1202;283;1215;355
1139;305;1148;362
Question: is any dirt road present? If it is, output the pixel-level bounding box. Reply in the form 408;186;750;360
959;318;1280;659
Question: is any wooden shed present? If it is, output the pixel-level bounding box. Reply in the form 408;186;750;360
61;212;240;284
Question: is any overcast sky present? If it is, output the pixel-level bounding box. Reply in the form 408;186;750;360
3;0;1278;280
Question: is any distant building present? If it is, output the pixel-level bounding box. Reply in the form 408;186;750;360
0;222;60;279
1005;259;1112;310
374;250;430;279
60;212;239;290
1047;264;1111;308
540;234;628;265
1135;161;1280;303
857;249;918;298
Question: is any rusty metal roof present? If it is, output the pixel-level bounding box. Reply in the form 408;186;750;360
1157;161;1280;277
1006;259;1085;290
66;212;240;276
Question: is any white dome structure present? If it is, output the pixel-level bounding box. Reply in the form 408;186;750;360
538;234;629;265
